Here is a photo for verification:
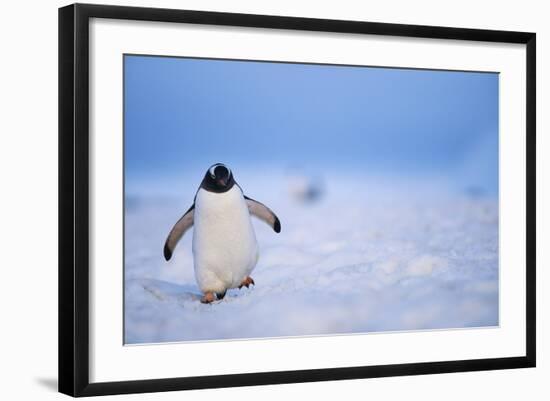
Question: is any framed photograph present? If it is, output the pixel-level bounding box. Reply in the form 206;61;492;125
58;3;536;397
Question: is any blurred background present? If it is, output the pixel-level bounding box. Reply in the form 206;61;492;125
124;55;498;199
123;55;499;344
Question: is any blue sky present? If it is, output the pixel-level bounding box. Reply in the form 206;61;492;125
124;55;498;193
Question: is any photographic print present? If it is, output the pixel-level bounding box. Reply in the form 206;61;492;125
123;55;499;344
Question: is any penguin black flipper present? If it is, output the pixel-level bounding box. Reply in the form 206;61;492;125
244;195;281;233
164;204;195;261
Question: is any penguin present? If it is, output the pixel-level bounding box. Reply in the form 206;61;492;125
163;163;281;304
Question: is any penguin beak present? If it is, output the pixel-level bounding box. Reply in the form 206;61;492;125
217;177;228;187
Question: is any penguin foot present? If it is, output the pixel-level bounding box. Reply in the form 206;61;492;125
238;276;255;289
200;292;215;304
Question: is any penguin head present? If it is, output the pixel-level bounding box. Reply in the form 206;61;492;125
201;163;235;192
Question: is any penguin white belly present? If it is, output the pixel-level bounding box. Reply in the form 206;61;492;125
192;186;259;293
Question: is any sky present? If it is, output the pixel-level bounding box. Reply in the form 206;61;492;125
124;55;499;195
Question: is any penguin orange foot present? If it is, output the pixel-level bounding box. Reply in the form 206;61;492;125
239;276;255;289
200;292;215;304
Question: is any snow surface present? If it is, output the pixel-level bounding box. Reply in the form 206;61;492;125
124;171;498;344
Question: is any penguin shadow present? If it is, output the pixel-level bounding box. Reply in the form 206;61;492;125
134;278;253;305
136;278;203;304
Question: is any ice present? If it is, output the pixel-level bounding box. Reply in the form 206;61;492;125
124;170;498;344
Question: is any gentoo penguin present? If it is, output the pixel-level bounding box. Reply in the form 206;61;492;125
163;163;281;304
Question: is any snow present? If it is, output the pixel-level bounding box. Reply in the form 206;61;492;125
124;171;498;344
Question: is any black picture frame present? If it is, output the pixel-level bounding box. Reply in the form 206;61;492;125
58;3;536;397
